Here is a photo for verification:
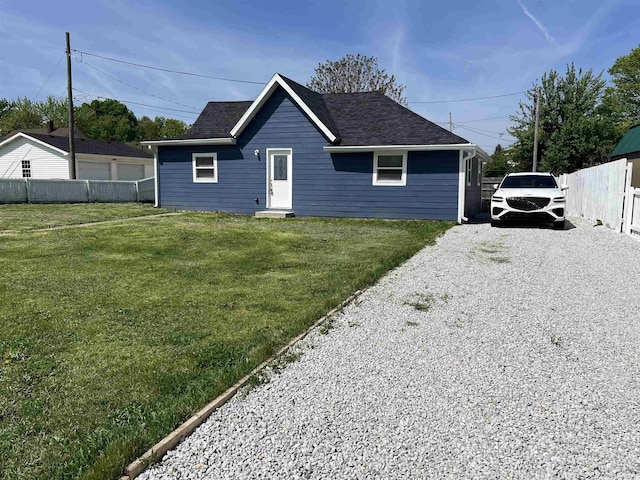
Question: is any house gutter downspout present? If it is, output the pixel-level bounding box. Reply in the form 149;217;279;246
149;145;159;208
458;148;476;223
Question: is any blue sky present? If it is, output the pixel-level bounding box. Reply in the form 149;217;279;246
0;0;638;152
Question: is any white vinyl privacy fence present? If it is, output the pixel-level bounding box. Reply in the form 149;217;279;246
0;177;155;204
559;159;630;232
624;186;640;239
559;158;639;239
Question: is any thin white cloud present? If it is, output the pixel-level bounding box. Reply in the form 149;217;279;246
517;0;557;45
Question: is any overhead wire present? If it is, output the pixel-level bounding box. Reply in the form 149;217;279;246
455;123;516;142
71;49;267;85
409;92;525;104
34;52;65;100
75;56;201;111
72;88;200;120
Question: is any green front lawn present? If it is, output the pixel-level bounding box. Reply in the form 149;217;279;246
0;203;168;232
0;208;453;480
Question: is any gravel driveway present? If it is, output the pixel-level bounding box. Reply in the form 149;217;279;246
139;218;640;479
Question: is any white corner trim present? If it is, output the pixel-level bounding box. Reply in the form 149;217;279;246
151;146;159;207
324;143;476;153
0;132;69;156
192;152;218;183
372;151;407;186
458;149;468;223
230;74;338;143
141;138;236;147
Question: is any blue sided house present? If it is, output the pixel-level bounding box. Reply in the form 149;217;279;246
142;74;488;222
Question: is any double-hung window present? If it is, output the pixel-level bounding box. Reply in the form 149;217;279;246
192;153;218;183
373;151;407;186
21;159;31;178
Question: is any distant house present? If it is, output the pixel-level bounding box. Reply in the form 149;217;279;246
611;123;640;187
142;74;488;222
0;122;153;180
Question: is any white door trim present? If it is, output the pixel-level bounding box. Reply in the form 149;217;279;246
266;148;293;209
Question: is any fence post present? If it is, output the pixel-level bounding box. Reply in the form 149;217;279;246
86;180;92;202
623;163;633;235
135;179;140;203
25;178;31;203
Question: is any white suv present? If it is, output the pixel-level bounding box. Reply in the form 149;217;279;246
491;173;568;229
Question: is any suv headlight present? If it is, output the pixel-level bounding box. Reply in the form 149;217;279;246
553;196;566;202
492;196;503;202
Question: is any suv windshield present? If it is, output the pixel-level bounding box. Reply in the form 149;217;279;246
501;175;558;188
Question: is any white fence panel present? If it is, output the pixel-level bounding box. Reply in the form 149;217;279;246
0;178;155;204
624;187;640;240
561;159;629;232
0;179;28;203
136;177;155;203
28;179;90;203
89;181;137;202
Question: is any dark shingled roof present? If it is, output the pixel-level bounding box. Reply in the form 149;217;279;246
184;74;471;146
322;91;468;145
278;75;340;140
186;101;253;139
23;132;152;158
611;123;640;158
2;127;88;141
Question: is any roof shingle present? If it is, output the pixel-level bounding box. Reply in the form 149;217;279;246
24;133;152;158
183;73;471;147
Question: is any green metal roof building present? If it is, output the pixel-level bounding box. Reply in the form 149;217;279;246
611;124;640;160
611;124;640;187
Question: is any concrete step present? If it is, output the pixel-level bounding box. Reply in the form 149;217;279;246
254;210;295;219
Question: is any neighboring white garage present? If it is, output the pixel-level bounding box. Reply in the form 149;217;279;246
0;126;153;181
78;161;112;180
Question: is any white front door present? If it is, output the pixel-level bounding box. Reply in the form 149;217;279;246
267;148;292;209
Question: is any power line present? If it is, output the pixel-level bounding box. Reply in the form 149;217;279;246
72;49;267;85
455;124;516;142
457;115;511;123
75;57;201;111
409;91;525;104
72;88;200;119
34;52;65;100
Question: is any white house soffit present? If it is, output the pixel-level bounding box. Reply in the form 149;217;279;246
0;132;69;156
140;138;236;146
323;143;476;153
230;73;338;143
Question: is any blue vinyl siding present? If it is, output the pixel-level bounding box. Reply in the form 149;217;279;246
157;87;460;220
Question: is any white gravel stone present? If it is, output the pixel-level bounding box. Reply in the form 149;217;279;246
139;218;640;479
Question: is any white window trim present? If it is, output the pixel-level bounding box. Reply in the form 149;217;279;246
372;151;407;186
192;152;218;183
466;157;472;187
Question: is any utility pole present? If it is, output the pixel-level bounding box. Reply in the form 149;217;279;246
66;32;76;179
449;112;453;133
532;86;540;172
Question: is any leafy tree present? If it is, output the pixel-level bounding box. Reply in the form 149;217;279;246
138;115;189;141
307;54;407;106
0;97;43;136
508;64;619;174
484;144;516;176
0;96;70;136
38;96;69;128
604;44;640;125
75;99;138;142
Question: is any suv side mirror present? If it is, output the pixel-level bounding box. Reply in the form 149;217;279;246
561;184;569;191
492;184;499;190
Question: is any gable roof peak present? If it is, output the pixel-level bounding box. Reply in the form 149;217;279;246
229;73;339;143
